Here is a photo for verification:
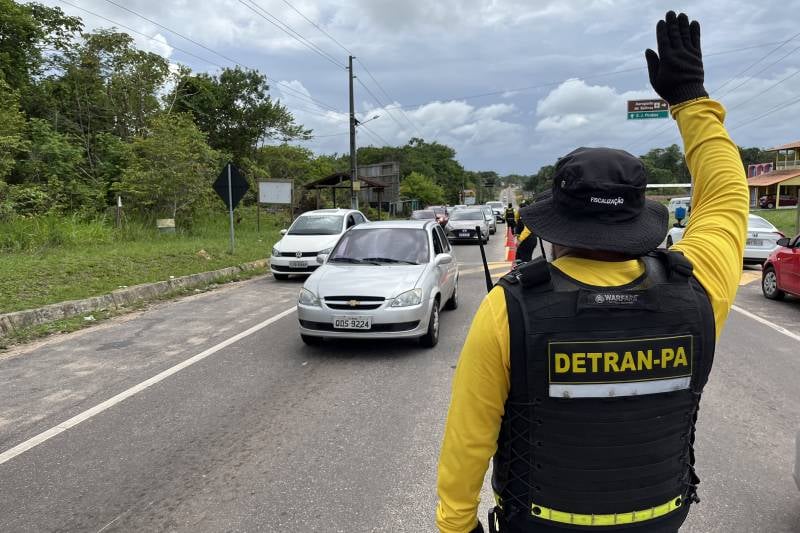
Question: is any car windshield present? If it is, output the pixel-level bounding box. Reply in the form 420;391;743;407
328;228;429;264
411;210;435;220
487;202;503;209
288;215;343;235
748;216;774;229
449;210;485;221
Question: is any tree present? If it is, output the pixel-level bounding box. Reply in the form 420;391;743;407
171;68;310;162
0;80;29;181
116;113;223;221
738;146;773;172
399;171;444;206
0;0;81;92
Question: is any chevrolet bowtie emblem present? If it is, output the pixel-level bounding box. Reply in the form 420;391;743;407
348;300;359;307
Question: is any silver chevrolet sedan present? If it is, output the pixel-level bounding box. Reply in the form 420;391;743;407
297;220;459;348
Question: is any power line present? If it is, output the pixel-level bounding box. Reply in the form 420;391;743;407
729;92;800;132
96;0;342;112
356;58;424;138
726;68;800;113
715;44;800;100
630;32;800;152
359;123;392;146
355;77;410;135
274;0;424;138
279;0;354;56
237;0;346;69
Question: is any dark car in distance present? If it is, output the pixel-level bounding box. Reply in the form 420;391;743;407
759;195;798;209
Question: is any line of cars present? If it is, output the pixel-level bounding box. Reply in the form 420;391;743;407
411;204;499;244
270;208;459;348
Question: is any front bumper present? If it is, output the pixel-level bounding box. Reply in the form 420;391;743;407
270;255;319;274
297;300;431;339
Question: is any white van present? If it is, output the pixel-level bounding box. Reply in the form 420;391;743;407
668;197;691;214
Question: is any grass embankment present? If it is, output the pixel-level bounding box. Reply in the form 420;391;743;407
751;208;800;237
0;207;284;314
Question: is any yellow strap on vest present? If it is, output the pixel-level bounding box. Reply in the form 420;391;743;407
531;496;683;526
495;494;683;526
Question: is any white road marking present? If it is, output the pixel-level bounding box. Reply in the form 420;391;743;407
0;306;297;467
731;305;800;343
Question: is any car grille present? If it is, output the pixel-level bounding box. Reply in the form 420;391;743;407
271;264;319;273
280;251;318;257
299;320;420;333
324;296;385;310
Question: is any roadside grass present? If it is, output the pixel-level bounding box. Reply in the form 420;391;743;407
0;265;268;350
751;208;800;237
0;207;282;314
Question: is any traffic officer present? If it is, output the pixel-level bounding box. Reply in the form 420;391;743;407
504;203;516;227
513;201;538;263
437;11;748;533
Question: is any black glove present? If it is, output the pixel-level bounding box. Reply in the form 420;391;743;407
645;11;707;106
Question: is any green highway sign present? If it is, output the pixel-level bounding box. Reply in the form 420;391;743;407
628;110;669;120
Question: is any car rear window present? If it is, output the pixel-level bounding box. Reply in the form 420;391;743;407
288;215;343;235
748;217;774;229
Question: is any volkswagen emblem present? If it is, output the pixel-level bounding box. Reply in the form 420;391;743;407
295;251;303;258
348;300;360;307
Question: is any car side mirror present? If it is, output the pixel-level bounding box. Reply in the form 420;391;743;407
316;253;328;264
280;229;288;236
435;253;452;266
777;237;790;247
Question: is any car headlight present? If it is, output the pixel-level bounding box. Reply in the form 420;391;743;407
319;247;333;255
298;288;321;307
391;288;422;307
272;247;279;257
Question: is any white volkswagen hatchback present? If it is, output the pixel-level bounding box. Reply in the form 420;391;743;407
297;220;459;348
270;208;368;280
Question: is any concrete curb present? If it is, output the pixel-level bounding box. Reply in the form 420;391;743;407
0;259;269;338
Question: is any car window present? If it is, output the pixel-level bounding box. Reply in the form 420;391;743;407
288;215;344;235
748;217;774;229
352;213;365;225
449;210;485;221
346;215;356;228
436;225;451;252
432;227;444;255
329;228;429;264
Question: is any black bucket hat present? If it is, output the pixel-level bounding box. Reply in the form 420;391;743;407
521;147;668;256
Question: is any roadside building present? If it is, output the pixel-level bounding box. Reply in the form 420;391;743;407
357;162;400;211
746;141;800;208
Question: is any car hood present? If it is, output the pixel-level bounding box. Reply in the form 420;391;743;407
448;220;486;230
307;264;428;299
275;234;340;253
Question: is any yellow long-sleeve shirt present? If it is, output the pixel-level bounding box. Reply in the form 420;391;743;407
436;98;749;533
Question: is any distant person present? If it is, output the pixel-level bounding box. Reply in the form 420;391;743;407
437;11;748;533
504;203;516;227
512;202;537;263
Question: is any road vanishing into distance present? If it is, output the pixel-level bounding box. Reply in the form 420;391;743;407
1;225;799;532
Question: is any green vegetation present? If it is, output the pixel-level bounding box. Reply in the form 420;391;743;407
400;171;445;206
0;208;280;313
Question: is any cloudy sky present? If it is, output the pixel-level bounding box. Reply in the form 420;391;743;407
40;0;800;174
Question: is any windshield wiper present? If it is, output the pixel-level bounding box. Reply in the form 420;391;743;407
361;257;419;265
328;257;381;265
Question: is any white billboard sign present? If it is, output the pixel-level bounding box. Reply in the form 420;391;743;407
258;179;293;205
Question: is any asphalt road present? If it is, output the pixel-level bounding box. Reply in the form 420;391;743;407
1;225;799;532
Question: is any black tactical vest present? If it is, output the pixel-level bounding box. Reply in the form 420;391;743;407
492;252;716;532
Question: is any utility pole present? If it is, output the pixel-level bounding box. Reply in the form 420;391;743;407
348;55;358;210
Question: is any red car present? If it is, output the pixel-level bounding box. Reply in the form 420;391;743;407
759;195;798;209
762;233;800;300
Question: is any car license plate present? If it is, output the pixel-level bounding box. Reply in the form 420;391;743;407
746;238;763;247
333;316;372;330
289;260;307;268
459;231;470;237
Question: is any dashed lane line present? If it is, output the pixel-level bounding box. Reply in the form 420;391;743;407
0;306;297;467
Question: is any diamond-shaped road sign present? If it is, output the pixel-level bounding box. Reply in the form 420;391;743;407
213;163;249;210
